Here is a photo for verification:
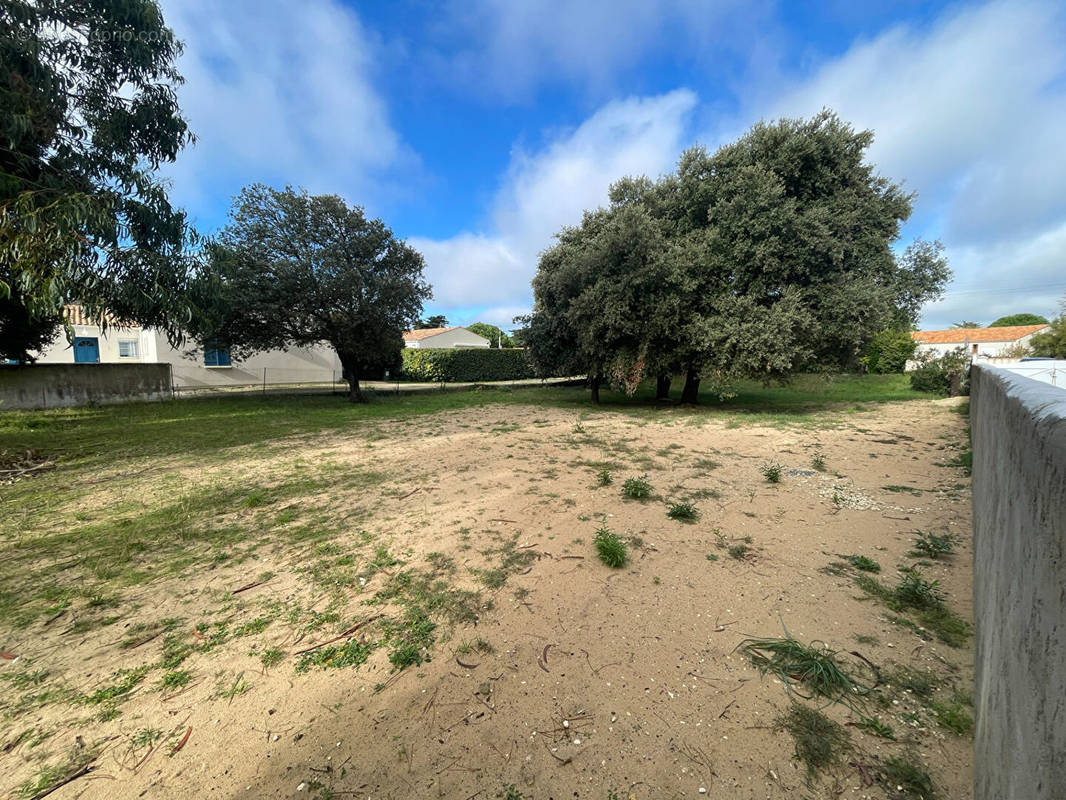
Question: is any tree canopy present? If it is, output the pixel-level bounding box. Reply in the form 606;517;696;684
1;0;196;359
1029;299;1066;358
989;313;1049;327
415;315;449;329
466;322;513;347
525;111;950;402
190;185;431;401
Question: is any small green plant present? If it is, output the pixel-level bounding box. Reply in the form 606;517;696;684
776;704;851;781
705;553;718;562
930;697;973;736
910;530;957;559
296;639;375;673
260;647;284;669
728;542;750;560
894;568;945;609
737;635;874;710
158;670;191;691
496;785;523;800
879;753;937;799
594;527;628;568
846;554;881;573
666;501;699;522
621;474;652;500
596;468;613;487
761;462;783;483
810;452;827;472
887;666;936;697
857;716;895;739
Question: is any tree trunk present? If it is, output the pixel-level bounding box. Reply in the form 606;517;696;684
656;373;672;400
589;374;601;404
680;368;701;404
347;375;365;403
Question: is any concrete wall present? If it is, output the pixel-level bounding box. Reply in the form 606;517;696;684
0;364;172;410
970;364;1066;800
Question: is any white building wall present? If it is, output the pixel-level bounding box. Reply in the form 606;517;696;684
404;328;490;349
912;330;1045;362
35;324;153;364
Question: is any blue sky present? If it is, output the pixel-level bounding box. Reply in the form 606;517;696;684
159;0;1066;331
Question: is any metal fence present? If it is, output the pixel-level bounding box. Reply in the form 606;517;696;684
171;367;343;395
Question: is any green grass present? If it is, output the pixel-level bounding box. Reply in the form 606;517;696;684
666;501;699;522
594;527;628;568
737;635;874;711
595;468;613;486
855;570;971;647
621;474;652;500
909;530;957;559
930;696;973;736
760;462;783;483
776;704;851;781
846;554;881;573
880;754;937;799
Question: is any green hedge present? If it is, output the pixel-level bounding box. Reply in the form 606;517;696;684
401;348;535;382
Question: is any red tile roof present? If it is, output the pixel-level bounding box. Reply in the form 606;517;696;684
911;324;1049;344
63;305;132;327
402;326;462;341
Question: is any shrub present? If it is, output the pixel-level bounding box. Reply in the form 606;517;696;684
666;501;699;522
863;329;918;374
621;474;652;500
909;348;970;396
400;348;534;382
761;462;783;483
594;527;627;568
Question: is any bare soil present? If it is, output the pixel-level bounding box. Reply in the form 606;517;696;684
0;398;973;800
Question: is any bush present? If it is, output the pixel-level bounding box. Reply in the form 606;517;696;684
909;348;970;396
401;348;534;382
863;329;918;374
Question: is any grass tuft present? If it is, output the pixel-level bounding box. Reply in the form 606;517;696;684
737;635;873;710
847;554;881;573
596;468;613;487
666;501;699;522
594;527;628;568
760;462;783;483
909;530;957;559
880;754;937;799
776;704;851;781
621;474;652;500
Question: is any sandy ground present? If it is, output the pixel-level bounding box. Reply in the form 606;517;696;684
0;398;973;800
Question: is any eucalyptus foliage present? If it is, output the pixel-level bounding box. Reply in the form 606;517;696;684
0;0;195;352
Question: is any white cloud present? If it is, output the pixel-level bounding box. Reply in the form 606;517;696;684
159;0;410;226
411;89;698;314
437;0;763;100
756;0;1066;323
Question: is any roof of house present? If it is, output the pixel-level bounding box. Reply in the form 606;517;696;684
63;305;131;327
911;324;1049;344
402;326;489;342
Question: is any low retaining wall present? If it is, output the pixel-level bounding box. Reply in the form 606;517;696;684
0;363;173;410
970;365;1065;799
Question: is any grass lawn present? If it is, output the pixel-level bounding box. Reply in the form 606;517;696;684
0;372;973;799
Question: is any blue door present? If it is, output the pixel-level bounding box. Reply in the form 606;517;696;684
73;337;100;363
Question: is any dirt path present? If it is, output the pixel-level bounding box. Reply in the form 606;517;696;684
1;398;973;800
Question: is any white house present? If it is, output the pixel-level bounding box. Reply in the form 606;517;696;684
910;324;1050;360
33;306;344;389
402;326;490;349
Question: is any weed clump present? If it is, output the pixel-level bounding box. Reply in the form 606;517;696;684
666;501;699;522
776;704;851;780
761;462;783;483
810;452;827;472
596;469;613;487
855;569;970;647
847;554;881;573
594;527;627;568
737;635;874;710
910;530;957;559
621;474;652;500
880;753;937;799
